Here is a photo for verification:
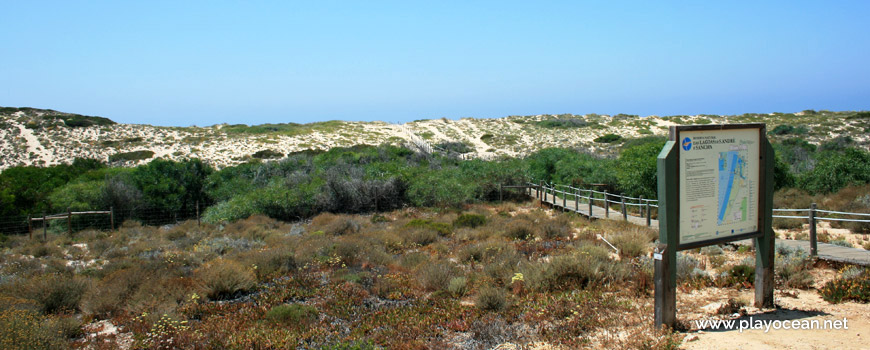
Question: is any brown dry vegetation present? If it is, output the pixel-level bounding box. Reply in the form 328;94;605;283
0;199;860;349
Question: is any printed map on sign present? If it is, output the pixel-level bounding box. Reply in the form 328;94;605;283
717;144;749;226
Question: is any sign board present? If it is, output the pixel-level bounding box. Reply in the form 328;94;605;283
676;126;762;249
655;123;775;329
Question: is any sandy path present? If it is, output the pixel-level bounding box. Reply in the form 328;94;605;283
16;123;50;164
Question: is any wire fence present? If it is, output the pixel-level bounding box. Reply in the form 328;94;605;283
0;205;202;238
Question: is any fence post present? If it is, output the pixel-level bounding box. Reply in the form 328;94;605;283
499;184;503;202
562;188;566;211
110;206;115;232
588;190;593;217
196;201;201;227
639;196;644;218
809;203;817;257
646;201;652;227
575;188;579;212
539;181;543;208
621;196;628;221
42;213;47;241
604;190;609;218
28;216;32;240
67;208;72;236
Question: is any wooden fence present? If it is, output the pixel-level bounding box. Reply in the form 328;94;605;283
519;181;870;257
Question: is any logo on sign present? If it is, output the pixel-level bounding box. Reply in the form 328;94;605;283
682;137;692;151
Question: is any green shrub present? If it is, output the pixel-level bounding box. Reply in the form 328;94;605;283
609;229;651;258
539;216;572;240
252;149;284;159
504;220;535;240
820;268;870;303
475;286;507;312
830;239;853;248
264;304;319;325
26;274;89;314
405;228;438;246
0;309;67;350
537;245;625;291
726;264;755;285
454;214;486;228
417;262;457;291
448;276;468;297
775;245;814;289
406;219;451;236
196;259;257;300
108;150;155;163
593;133;622;143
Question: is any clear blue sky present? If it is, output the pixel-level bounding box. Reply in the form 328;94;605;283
2;1;869;126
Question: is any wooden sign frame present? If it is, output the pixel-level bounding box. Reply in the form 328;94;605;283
655;123;775;328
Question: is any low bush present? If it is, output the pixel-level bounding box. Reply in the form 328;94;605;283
252;149;284;159
264;303;319;326
725;264;755;286
820;267;870;303
504;220;536;240
536;244;625;291
775;245;814;289
417;262;457;292
406;219;451;236
0;308;67;350
448;276;468;297
830;239;853;248
405;228;438;246
609;229;652;258
475;286;508;312
454;214;487;229
195;259;256;300
108;150;154;163
593;133;622;143
25;274;89;314
539;215;572;240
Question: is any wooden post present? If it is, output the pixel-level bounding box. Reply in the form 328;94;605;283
639;196;645;218
655;141;678;329
575;188;579;212
809;203;817;257
539;181;543;208
499;184;503;202
42;213;47;241
646;201;652;227
588;190;593;217
110;207;115;232
604;190;609;218
621;196;628;221
67;208;72;236
28;216;32;240
196;201;201;227
754;136;776;309
654;244;676;328
553;191;568;211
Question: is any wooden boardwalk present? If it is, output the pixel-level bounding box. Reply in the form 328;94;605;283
532;187;870;266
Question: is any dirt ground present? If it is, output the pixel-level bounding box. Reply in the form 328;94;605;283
681;287;869;349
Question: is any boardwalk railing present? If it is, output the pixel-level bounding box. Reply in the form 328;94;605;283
772;206;870;256
525;181;659;227
524;180;870;258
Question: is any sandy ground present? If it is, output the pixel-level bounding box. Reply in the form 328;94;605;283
682;288;869;350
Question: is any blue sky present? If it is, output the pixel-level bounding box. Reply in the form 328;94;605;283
2;1;869;126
